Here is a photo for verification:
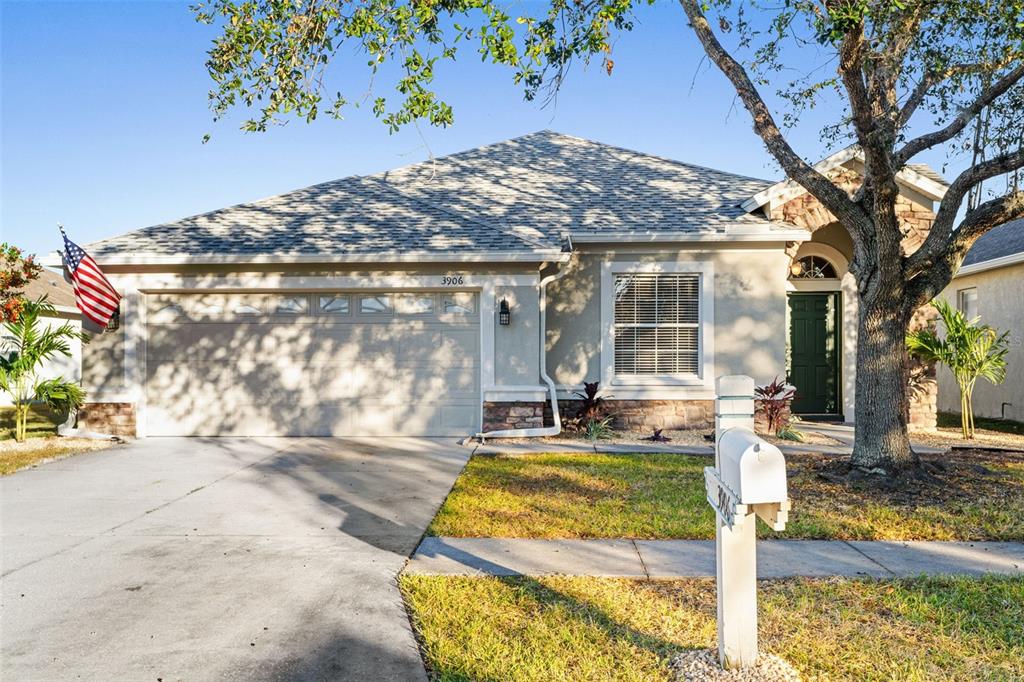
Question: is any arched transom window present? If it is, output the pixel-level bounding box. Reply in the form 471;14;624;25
789;255;837;279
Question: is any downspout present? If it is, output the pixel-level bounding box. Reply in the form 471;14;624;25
476;250;573;440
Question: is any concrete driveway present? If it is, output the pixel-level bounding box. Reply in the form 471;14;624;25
1;437;471;681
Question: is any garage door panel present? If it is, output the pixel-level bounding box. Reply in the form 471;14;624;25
389;368;477;400
396;331;476;368
146;290;481;436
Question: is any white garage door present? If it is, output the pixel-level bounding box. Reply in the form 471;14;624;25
144;291;480;436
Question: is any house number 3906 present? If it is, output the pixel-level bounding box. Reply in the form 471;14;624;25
441;275;465;286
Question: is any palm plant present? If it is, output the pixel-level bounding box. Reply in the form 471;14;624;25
0;298;85;442
906;299;1009;439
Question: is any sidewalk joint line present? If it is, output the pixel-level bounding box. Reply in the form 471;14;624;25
842;540;896;576
631;540;651;579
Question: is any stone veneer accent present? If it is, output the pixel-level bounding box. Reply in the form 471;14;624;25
482;401;547;432
586;400;714;432
907;304;939;431
483;399;715;433
79;402;136;438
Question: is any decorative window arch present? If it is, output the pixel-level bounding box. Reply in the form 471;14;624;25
788;255;838;279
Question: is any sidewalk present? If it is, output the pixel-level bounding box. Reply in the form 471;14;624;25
406;537;1024;578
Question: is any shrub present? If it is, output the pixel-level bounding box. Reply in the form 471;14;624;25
776;423;805;442
907;299;1009;439
0;298;86;441
583;416;615;441
755;376;796;435
573;381;611;422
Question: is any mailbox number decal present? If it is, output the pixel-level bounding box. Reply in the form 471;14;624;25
716;485;734;526
442;275;465;286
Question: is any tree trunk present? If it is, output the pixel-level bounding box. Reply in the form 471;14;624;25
851;293;915;471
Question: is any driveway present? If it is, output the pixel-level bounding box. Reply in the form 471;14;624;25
1;437;471;681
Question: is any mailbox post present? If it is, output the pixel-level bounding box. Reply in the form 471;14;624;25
705;375;791;670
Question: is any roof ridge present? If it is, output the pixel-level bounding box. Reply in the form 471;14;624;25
534;131;775;185
365;176;558;252
374;130;775;188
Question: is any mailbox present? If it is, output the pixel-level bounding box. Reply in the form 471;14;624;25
707;375;793;671
717;427;787;505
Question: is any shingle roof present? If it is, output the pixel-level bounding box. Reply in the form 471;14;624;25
962;218;1024;267
88;175;548;258
86;131;791;261
377;131;777;238
24;268;76;309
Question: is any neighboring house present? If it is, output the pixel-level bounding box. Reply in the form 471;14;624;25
53;131;948;438
938;218;1024;423
0;268;83;407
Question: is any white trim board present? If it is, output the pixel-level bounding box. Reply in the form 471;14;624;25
741;146;947;213
569;230;809;243
483;385;550;402
104;272;541;292
955;251;1024;277
43;251;566;268
599;260;716;393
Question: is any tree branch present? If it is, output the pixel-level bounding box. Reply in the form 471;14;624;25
677;0;873;238
895;63;1024;165
907;189;1024;308
906;146;1024;277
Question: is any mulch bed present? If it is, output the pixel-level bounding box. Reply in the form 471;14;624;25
790;448;1024;507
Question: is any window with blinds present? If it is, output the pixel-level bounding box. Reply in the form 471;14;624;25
613;273;700;376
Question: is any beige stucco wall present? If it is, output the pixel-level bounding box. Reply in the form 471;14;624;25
81;321;126;395
492;284;540;385
545;244;790;393
938;262;1024;421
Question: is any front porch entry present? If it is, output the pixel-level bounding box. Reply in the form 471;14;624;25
787;292;841;417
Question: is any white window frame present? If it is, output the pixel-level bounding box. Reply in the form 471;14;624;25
957;287;978;320
600;260;715;390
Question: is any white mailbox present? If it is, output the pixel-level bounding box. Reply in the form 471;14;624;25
706;375;793;671
717;427;787;505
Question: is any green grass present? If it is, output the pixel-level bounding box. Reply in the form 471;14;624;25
401;574;1024;682
429;453;712;539
0;437;115;475
938;411;1024;436
0;405;63;441
430;452;1024;540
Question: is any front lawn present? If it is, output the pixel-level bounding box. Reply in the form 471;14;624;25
400;574;1024;682
0;405;64;440
429;451;1024;540
0;437;117;475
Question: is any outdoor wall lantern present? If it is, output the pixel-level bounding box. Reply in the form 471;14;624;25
106;307;121;331
499;298;511;326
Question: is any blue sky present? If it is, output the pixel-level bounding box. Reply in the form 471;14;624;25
2;1;956;259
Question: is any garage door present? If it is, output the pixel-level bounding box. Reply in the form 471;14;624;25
144;291;480;436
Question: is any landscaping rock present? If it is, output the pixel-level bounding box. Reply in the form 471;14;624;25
670;649;801;682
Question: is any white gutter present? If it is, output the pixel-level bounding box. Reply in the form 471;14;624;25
42;250;567;268
567;230;810;243
475;256;572;440
955;251;1024;277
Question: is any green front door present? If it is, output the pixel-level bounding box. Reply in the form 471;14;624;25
788;293;840;415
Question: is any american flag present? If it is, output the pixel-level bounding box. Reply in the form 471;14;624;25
61;229;121;330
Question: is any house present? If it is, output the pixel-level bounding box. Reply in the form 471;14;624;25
938;218;1024;423
61;131;948;438
1;268;82;407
